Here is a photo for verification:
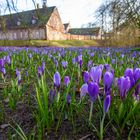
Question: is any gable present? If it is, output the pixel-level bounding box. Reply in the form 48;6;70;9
47;8;65;32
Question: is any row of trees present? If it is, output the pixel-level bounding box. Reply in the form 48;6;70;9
95;0;140;46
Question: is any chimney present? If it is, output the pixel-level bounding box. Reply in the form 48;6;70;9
42;0;47;8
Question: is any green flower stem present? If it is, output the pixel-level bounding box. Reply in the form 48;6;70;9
89;101;94;126
57;92;60;103
100;113;106;140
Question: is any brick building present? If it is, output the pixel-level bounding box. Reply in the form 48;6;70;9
0;4;101;40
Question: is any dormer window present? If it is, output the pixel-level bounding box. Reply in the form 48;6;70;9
17;21;21;26
32;16;38;25
17;18;21;26
32;19;36;24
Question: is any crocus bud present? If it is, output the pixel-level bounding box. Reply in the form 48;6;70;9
88;82;99;102
87;60;92;69
29;53;32;58
80;83;88;98
53;71;61;89
134;68;140;95
66;94;71;104
64;76;70;86
134;68;140;82
124;68;135;88
16;68;19;77
38;66;42;78
54;59;58;69
49;89;56;102
72;57;76;64
61;60;68;69
18;73;21;85
0;59;4;68
90;66;102;84
118;76;131;99
42;61;45;73
104;95;111;113
83;71;89;83
103;71;114;95
6;55;11;65
77;55;82;68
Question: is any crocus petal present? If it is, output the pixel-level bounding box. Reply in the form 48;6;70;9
88;82;99;102
53;71;61;88
118;76;131;99
124;68;135;87
103;71;114;94
83;71;89;83
90;66;102;84
64;76;70;86
80;83;88;98
104;95;111;113
66;94;71;104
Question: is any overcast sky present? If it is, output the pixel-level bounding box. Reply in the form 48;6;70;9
0;0;102;27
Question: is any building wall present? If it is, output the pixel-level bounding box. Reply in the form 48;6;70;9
0;28;46;40
47;7;66;40
67;34;100;40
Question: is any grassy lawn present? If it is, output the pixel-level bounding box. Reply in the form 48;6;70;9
131;47;140;51
0;39;99;47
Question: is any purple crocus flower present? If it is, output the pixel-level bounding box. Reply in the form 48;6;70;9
111;59;115;65
90;52;94;57
66;94;71;104
72;57;76;64
83;71;89;83
26;71;28;77
53;71;61;89
61;60;68;69
16;68;19;77
38;66;42;78
134;68;140;81
49;89;56;102
54;59;58;69
80;83;88;98
134;68;140;95
77;55;82;68
88;82;99;102
0;59;4;68
103;71;114;95
42;61;45;73
64;76;70;86
118;76;131;99
90;66;102;84
29;53;32;58
104;95;111;113
124;68;135;88
5;55;11;65
121;54;124;58
18;73;21;85
87;60;92;69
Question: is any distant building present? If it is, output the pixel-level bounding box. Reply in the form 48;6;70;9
68;27;101;39
63;23;71;33
0;4;101;40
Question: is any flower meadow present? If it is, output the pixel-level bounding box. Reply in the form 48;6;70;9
0;46;140;139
